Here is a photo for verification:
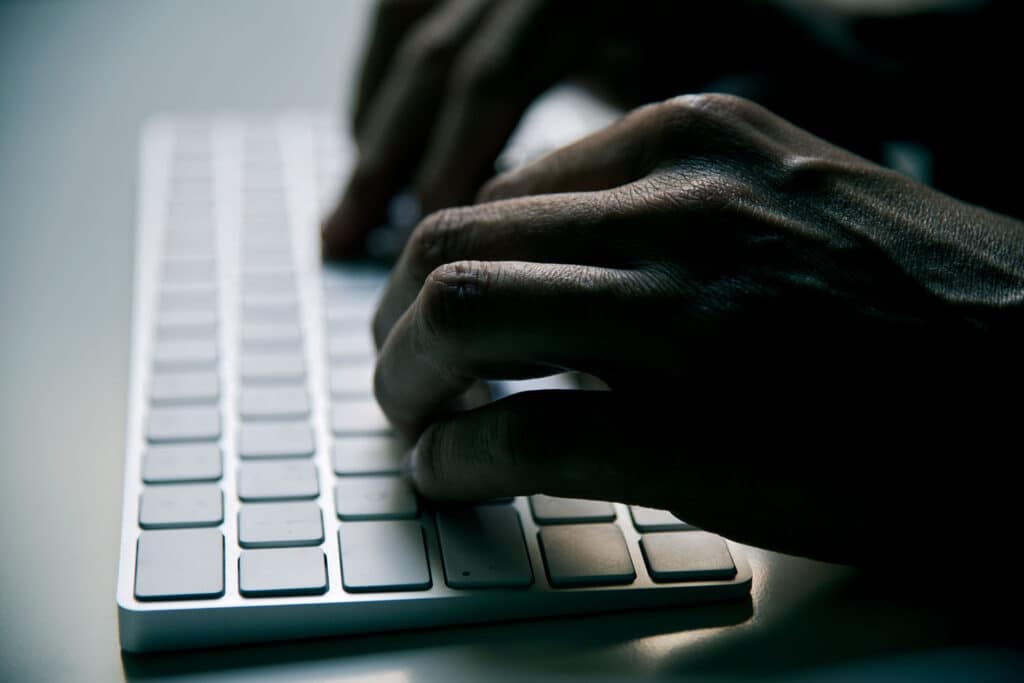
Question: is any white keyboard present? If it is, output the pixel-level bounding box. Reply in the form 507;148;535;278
116;114;752;652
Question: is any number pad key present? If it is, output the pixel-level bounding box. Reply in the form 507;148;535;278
239;387;310;420
338;521;431;592
142;443;221;483
238;501;324;548
238;460;319;501
146;406;221;442
331;399;392;435
135;529;224;600
238;421;315;458
538;524;636;588
640;531;736;582
139;484;223;528
334;475;418;520
332;436;403;475
239;547;328;597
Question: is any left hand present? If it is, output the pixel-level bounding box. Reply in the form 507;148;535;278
322;0;860;258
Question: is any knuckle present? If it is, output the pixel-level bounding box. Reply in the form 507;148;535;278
657;97;701;140
644;95;768;204
406;207;470;282
622;100;666;134
656;93;752;145
777;153;843;197
417;260;493;346
672;92;751;119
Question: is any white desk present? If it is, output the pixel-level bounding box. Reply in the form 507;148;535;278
0;1;1020;680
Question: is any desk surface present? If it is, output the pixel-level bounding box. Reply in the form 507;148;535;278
0;1;1021;681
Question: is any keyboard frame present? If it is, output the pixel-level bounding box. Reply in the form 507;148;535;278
116;115;752;653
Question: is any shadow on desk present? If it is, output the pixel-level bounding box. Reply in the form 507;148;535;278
121;552;1024;682
661;551;1024;681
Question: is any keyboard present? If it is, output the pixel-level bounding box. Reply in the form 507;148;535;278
116;113;752;652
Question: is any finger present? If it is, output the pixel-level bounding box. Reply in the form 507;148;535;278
372;191;643;346
476;100;672;202
375;260;642;437
352;0;437;138
409;390;689;502
322;0;493;259
408;389;943;567
414;0;580;212
409;389;757;539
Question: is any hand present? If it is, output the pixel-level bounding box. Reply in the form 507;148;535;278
321;0;853;258
372;94;1024;566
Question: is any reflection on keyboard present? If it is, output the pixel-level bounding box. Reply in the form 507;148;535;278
116;115;752;652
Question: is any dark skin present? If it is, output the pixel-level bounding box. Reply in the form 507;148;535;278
323;0;1023;567
323;0;863;252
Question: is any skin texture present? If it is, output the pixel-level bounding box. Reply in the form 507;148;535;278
370;94;1024;566
322;0;861;257
324;1;1023;566
323;0;1020;257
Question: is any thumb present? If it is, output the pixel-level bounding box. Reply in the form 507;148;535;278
407;389;725;513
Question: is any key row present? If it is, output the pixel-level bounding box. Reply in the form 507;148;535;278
135;529;328;600
144;399;393;442
135;512;734;600
142;409;690;528
139;437;397;483
160;339;316;379
136;469;686;534
155;281;310;328
134;472;415;523
141;496;327;548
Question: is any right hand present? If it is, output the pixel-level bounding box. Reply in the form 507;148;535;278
368;93;1024;567
321;0;842;258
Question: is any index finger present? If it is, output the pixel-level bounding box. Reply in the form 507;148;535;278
375;260;635;437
